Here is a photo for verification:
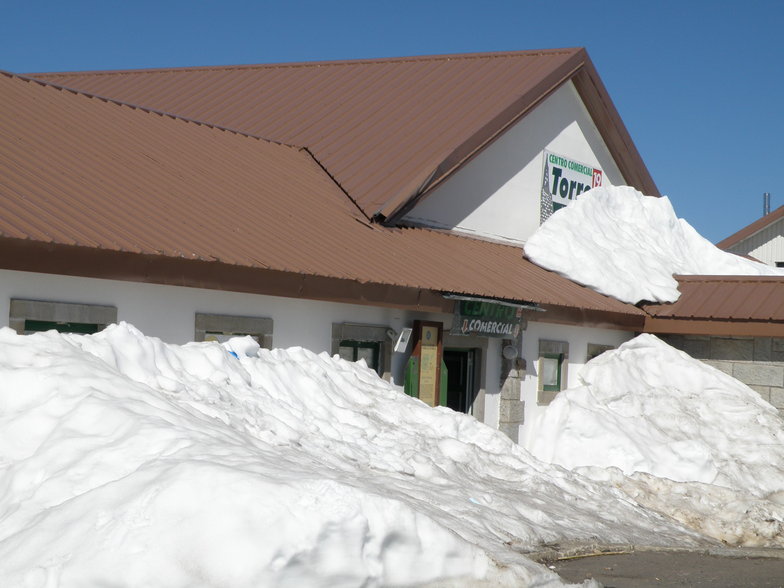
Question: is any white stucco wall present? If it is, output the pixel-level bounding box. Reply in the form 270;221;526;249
518;320;635;448
403;81;626;245
0;269;397;350
0;269;502;427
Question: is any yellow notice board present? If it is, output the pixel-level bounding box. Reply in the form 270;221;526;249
418;325;439;406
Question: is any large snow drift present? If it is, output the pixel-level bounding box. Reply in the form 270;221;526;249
524;185;784;304
0;324;708;588
528;334;784;546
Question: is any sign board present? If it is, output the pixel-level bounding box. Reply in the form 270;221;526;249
418;325;439;406
403;321;444;407
450;300;523;339
540;150;603;223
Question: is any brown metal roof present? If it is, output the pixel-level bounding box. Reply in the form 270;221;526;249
716;205;784;250
29;49;659;221
0;71;641;322
641;275;784;336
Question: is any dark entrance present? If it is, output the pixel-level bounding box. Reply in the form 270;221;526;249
443;348;477;414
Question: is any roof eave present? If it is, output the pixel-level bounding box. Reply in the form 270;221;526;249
644;316;784;337
0;237;455;313
570;54;659;197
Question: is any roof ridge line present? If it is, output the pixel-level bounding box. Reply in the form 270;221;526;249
4;70;305;151
27;48;584;78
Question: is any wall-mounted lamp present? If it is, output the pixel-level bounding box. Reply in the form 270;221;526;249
502;344;518;360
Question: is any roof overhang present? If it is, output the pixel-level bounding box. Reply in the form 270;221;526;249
644;316;784;338
0;236;646;330
0;237;455;314
525;304;646;332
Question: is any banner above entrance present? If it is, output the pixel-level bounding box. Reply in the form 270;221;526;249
450;298;525;338
540;150;603;223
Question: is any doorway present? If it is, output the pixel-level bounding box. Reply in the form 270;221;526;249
443;348;478;414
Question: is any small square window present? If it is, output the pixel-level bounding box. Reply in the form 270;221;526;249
10;299;117;335
537;339;569;405
331;323;392;378
540;353;562;391
586;343;615;362
24;319;101;335
204;332;260;344
338;340;379;370
195;313;272;348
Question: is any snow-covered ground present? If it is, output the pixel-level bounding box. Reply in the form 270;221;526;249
524;185;784;304
527;334;784;548
0;324;716;588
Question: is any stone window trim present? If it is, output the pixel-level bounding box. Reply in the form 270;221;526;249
9;298;117;334
194;312;273;349
537;339;569;405
331;322;393;380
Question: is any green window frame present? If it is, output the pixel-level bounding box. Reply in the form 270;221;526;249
537;339;569;405
10;299;117;336
540;352;564;392
24;319;101;335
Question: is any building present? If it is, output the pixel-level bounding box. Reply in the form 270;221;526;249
642;276;784;408
2;48;780;442
717;204;784;267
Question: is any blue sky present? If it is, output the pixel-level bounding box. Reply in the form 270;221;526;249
3;0;783;243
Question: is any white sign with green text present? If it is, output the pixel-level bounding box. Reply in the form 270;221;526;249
540;150;603;223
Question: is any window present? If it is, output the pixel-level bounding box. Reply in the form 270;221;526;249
338;340;380;371
776;261;784;268
10;299;117;335
24;320;101;334
194;313;273;348
586;343;615;362
331;323;392;378
540;353;563;391
537;339;569;405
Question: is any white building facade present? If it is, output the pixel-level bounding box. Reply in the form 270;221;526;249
1;49;657;443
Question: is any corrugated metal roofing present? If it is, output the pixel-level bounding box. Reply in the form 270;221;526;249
0;71;639;318
30;49;659;221
641;276;784;321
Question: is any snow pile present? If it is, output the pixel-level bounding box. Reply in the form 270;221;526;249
0;324;708;588
528;334;784;546
524;185;784;304
581;468;784;548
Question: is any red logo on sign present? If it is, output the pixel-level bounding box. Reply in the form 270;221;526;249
592;169;603;188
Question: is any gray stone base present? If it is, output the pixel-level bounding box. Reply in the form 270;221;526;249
661;335;784;410
499;338;526;443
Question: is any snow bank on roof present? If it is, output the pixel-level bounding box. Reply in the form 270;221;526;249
0;324;707;587
524;185;784;304
528;334;784;545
